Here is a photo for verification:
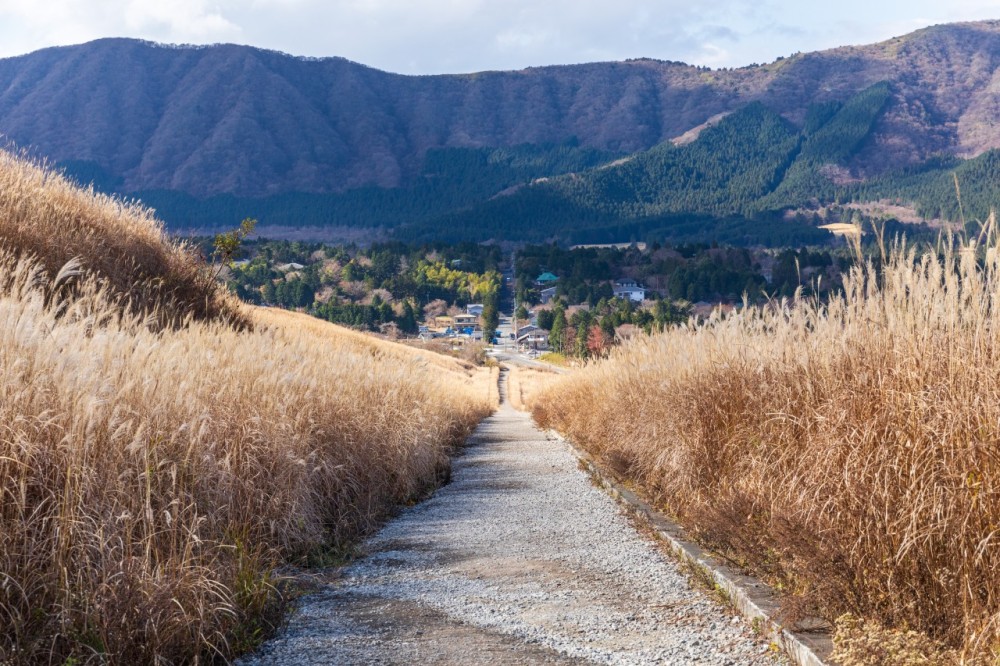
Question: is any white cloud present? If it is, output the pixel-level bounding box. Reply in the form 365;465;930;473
0;0;996;73
123;0;241;38
0;0;242;57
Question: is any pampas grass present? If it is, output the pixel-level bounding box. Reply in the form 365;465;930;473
0;152;495;664
0;149;245;327
534;232;1000;661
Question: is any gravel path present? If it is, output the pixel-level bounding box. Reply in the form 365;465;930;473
239;371;785;665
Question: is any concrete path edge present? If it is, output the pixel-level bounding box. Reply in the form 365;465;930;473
545;429;836;666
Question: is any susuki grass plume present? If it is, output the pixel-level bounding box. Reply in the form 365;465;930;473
534;229;1000;662
0;148;245;327
0;153;495;664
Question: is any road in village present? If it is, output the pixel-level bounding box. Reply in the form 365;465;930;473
238;370;785;665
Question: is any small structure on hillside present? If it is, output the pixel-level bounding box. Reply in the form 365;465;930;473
535;272;558;286
539;286;558;304
466;303;484;316
613;279;646;302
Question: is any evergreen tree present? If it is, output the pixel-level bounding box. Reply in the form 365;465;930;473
261;280;276;304
481;291;500;341
536;309;555;331
398;300;418;334
548;306;567;352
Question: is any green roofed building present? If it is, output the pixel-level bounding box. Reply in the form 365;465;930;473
536;272;558;284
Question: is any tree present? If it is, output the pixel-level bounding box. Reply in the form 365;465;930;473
261;280;276;304
570;309;594;358
398;300;418;335
212;217;257;272
423;299;448;319
772;249;800;296
652;299;675;331
209;217;256;303
548;307;567;352
342;261;363;282
481;292;500;341
575;322;589;358
536;309;555;331
587;325;612;357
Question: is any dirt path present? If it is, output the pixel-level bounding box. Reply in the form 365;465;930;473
239;371;784;665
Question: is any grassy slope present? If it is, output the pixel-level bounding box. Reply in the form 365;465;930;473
0;149;246;327
0;152;496;664
533;238;1000;663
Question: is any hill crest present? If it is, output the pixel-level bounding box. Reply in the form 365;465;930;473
1;22;1000;199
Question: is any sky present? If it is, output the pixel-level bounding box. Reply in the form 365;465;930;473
0;0;998;74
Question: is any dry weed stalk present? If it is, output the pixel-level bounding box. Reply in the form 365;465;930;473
506;365;560;412
0;153;496;663
0;149;245;327
535;230;1000;661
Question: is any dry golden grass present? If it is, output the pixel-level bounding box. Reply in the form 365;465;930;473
258;307;499;401
0;149;245;327
0;154;495;664
534;235;1000;662
506;365;561;412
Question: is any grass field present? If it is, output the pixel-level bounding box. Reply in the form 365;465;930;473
533;233;1000;664
0;153;496;664
506;364;561;412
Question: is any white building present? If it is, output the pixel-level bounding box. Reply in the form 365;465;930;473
613;280;647;302
517;330;549;350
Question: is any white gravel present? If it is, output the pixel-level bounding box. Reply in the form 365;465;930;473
239;372;786;665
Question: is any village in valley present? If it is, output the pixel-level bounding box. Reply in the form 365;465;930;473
219;237;849;360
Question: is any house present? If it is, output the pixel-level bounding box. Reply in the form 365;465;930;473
466;303;484;316
539;286;558;304
453;314;479;327
535;272;558;285
613;279;646;302
517;330;549;350
275;262;305;272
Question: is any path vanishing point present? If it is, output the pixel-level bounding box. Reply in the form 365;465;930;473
239;369;785;665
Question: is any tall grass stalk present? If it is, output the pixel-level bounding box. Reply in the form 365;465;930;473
0;149;245;327
0;152;495;663
534;232;1000;661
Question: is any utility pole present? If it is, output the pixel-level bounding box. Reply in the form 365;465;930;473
511;250;519;350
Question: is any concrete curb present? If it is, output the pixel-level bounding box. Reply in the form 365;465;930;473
548;430;835;666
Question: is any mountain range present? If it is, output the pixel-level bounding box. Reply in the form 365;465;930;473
4;21;1000;242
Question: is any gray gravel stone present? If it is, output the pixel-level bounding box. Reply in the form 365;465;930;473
239;373;786;665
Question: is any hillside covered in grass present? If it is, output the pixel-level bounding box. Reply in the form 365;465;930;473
533;234;1000;663
0;152;496;664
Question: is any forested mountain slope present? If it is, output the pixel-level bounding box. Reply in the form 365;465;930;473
1;21;999;196
4;21;1000;240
